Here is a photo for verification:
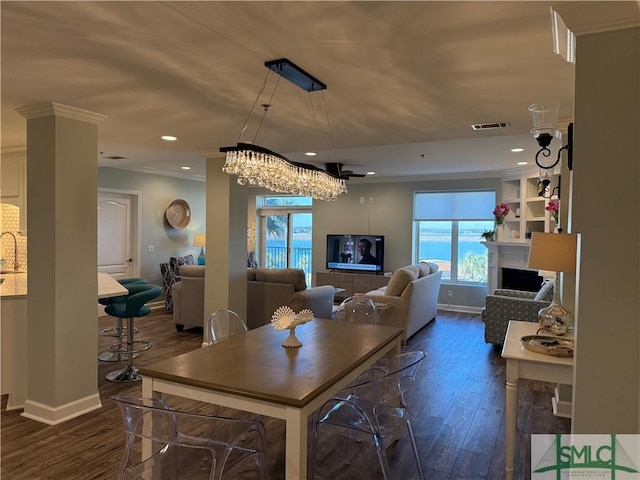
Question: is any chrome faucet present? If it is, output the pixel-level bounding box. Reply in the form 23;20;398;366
0;231;19;270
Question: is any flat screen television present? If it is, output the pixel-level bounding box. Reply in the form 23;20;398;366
326;234;385;273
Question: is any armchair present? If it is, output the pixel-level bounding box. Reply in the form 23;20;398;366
482;280;554;346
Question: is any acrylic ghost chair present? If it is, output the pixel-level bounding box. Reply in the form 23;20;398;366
203;309;248;347
333;293;379;325
111;395;268;480
98;277;148;362
309;350;427;480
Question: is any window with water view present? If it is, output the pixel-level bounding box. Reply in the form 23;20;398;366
414;191;495;284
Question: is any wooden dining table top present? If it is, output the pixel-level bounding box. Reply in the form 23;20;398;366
139;318;403;409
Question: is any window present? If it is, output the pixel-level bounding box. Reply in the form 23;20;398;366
414;191;495;283
258;196;313;286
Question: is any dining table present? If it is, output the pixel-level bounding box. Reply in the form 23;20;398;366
139;318;403;480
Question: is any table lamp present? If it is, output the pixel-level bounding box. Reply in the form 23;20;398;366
527;232;577;333
193;233;206;265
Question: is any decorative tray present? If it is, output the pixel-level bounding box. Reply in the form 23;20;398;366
164;199;191;229
520;335;574;357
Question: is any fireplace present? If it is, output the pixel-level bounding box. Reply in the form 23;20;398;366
484;241;536;293
501;267;543;292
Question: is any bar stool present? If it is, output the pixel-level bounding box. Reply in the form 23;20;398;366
106;283;162;383
98;277;147;362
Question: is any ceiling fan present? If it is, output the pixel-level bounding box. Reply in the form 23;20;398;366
325;162;366;179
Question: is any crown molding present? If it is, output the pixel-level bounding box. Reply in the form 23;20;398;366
16;102;107;124
552;1;640;37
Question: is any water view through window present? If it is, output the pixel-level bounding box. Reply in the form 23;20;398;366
417;220;493;283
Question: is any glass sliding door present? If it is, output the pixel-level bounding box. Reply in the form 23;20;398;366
259;198;313;285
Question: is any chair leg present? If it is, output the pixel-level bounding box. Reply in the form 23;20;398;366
406;415;425;480
106;317;150;383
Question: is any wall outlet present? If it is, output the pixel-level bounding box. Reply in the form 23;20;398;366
147;245;155;253
360;196;365;204
447;290;453;299
369;197;374;204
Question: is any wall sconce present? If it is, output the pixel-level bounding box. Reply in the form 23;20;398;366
528;102;573;199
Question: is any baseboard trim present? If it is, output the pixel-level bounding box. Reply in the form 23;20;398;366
438;304;484;315
21;393;102;425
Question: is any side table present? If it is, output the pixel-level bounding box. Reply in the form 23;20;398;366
501;321;574;480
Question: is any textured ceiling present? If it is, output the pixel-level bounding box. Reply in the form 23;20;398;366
1;1;589;182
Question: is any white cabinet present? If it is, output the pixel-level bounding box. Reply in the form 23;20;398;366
0;149;27;233
501;167;559;240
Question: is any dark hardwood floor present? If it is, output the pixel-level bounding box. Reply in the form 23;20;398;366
1;309;569;479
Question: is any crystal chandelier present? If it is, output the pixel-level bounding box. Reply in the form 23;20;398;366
220;143;346;201
220;59;347;201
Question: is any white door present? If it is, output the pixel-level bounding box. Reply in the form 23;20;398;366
98;191;137;281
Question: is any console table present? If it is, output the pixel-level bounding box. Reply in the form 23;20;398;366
317;271;390;297
501;321;574;479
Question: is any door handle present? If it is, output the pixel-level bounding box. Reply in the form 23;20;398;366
126;258;133;263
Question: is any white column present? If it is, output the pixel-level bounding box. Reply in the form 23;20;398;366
18;102;107;424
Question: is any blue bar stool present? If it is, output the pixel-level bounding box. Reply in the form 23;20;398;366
98;277;147;362
106;283;162;382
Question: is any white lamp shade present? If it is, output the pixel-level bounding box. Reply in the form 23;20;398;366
193;233;206;247
527;232;577;273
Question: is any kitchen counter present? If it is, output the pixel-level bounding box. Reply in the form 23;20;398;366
0;272;27;298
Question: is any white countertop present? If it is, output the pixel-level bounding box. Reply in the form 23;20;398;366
1;272;129;299
0;272;27;298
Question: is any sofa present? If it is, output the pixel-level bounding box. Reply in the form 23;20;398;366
482;280;554;346
247;268;335;330
364;262;442;342
172;266;335;332
171;264;205;331
160;254;195;312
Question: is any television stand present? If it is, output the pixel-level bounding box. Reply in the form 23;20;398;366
316;271;391;298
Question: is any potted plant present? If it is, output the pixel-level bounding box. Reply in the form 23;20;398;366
480;229;496;242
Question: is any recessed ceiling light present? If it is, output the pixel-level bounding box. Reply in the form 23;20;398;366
161;135;178;142
511;148;524;152
517;161;528;166
367;171;376;175
181;166;191;170
305;152;316;156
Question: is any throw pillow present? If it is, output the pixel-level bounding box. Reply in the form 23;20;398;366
169;255;195;275
416;263;430;278
254;268;307;292
247;268;257;281
385;267;418;296
534;280;554;302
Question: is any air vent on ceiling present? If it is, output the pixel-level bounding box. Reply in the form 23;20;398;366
471;121;511;131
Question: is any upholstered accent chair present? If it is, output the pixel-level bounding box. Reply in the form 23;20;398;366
482;280;554;347
160;254;195;312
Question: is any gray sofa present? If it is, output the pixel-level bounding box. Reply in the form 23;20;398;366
247;268;335;330
365;262;442;342
172;266;335;332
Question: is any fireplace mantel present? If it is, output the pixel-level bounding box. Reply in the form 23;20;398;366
483;241;534;294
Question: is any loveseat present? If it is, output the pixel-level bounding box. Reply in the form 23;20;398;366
365;262;442;342
247;268;335;330
482;280;554;346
